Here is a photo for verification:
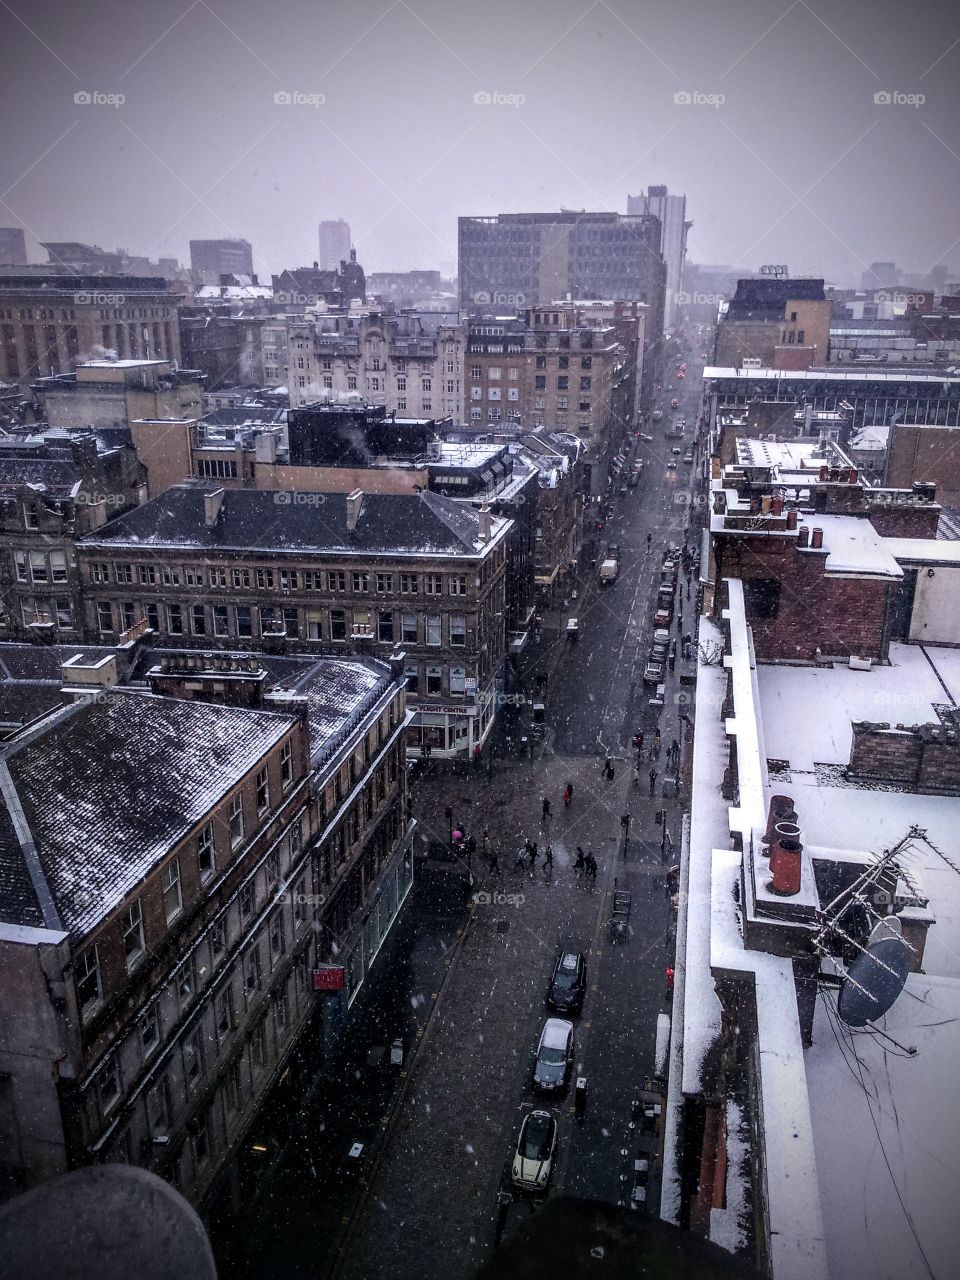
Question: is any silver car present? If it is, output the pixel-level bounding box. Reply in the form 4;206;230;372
533;1018;575;1092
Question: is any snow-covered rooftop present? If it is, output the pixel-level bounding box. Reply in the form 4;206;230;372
804;513;903;580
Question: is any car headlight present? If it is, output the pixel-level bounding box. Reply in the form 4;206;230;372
538;1168;548;1183
512;1162;520;1177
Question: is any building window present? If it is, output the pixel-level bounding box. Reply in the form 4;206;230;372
266;847;280;890
146;1080;169;1137
197;823;215;880
375;572;393;593
115;563;133;584
235;606;253;638
401;612;417;643
330;609;346;641
426;665;443;695
255;766;269;816
239;882;254;921
215;986;235;1041
450;613;466;646
403;663;419;694
269;910;285;964
168;604;183;635
426;614;441;646
139;1005;161;1058
233;567;251;589
557;396;567;410
352;571;369;593
210;920;226;964
98;1055;122;1114
471;365;481;378
425;573;443;595
329;570;346;592
450;666;466;696
50;551;68;583
90;560;110;585
176;956;196;1009
449;574;467;595
280;741;293;790
229;794;244;848
378;610;394;643
256;568;274;590
96;601;113;634
190;604;206;636
162;859;182;923
182;1030;203;1094
243;944;262;1000
580;376;592;391
487;387;501;401
75;944;101;1015
213;605;229;636
557;377;568;390
306;610;323;641
120;900;145;971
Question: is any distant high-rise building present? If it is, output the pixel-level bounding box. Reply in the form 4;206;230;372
458;211;665;350
862;261;900;290
189;238;254;286
318;219;351;270
626;186;689;328
0;228;27;265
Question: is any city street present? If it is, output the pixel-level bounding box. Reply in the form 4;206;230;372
216;329;709;1280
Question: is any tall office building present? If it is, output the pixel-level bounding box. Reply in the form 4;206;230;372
626;186;689;329
0;228;27;265
318;219;351;270
189;238;254;285
458;211;665;342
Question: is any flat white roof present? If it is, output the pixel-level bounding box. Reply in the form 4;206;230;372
754;644;960;1280
883;536;960;565
705;365;960;385
807;513;903;579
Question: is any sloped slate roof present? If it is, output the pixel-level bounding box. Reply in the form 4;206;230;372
81;485;505;557
0;693;295;934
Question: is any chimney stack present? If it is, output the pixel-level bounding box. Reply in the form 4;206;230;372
811;527;824;549
478;499;492;543
346;488;363;532
797;525;810;547
761;795;796;851
768;822;803;896
786;509;797;530
204;488;225;528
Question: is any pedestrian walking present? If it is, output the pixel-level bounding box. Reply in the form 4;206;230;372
632;731;644;754
473;743;482;771
423;741;432;760
601;755;613;780
633;762;641;788
465;833;477;867
528;841;539;870
542;796;551;820
654;728;661;751
565;780;574;804
585;852;598;880
543;844;553;869
562;785;571;807
482;829;491;858
514;846;526;871
649;767;658;797
646;531;652;550
671;738;680;765
666;965;675;997
488;850;501;876
574;845;586;871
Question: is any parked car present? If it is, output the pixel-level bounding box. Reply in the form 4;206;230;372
512;1110;558;1191
643;658;665;684
654;606;672;626
532;1018;575;1092
684;449;694;463
651;409;663;421
638;432;653;442
547;950;586;1013
670;398;679;408
671;446;682;456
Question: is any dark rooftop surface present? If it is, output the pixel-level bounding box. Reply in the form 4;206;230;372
81;485;506;557
1;692;295;933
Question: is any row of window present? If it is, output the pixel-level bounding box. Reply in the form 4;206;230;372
94;599;469;648
532;375;592;392
13;549;69;584
90;563;471;596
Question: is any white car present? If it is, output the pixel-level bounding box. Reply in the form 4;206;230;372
511;1110;558;1191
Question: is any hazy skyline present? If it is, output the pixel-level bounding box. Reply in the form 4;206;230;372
2;0;958;285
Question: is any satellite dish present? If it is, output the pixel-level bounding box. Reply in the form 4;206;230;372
838;916;910;1027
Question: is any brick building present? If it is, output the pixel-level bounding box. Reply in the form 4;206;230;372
77;484;511;756
0;653;411;1208
0;430;147;641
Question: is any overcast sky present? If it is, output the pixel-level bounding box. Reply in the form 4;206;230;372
1;0;958;285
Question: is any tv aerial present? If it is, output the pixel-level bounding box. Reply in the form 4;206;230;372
813;827;957;1047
